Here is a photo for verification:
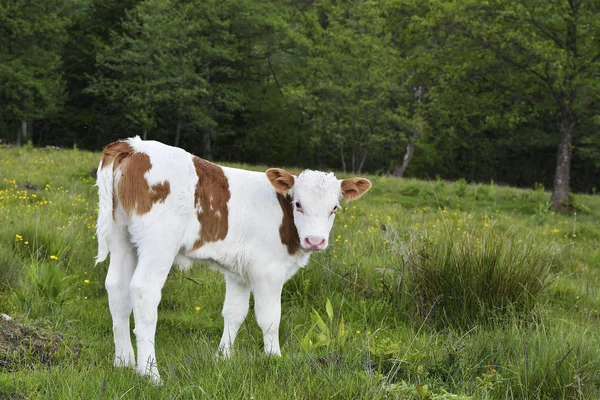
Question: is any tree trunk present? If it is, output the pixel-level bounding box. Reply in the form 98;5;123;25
29;119;34;145
203;130;212;160
357;151;367;175
340;147;346;174
22;120;27;143
142;127;148;140
174;118;182;147
15;121;22;147
351;142;356;174
393;130;419;177
550;111;575;211
394;87;425;177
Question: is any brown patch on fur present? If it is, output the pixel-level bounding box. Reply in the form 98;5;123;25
101;140;134;170
100;141;170;218
276;193;301;255
341;178;372;201
192;157;230;249
118;153;171;216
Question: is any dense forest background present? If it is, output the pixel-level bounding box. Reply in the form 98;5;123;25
1;0;599;202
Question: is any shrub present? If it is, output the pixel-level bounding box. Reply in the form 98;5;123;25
405;225;556;329
433;175;445;197
454;178;468;198
399;183;422;197
474;182;494;200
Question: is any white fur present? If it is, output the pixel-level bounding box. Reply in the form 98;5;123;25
96;138;355;383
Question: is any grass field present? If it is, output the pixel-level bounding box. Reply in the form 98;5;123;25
1;145;599;399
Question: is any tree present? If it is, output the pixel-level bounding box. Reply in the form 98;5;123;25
0;0;75;145
88;0;206;142
421;0;600;210
282;0;401;173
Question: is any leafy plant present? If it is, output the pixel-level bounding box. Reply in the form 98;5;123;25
298;298;349;352
475;361;502;394
532;201;551;225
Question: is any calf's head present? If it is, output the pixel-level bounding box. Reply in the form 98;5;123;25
266;168;372;251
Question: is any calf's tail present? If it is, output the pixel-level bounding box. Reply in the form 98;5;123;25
95;158;114;264
95;139;135;264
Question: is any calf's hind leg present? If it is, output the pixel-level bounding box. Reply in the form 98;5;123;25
129;222;182;384
104;229;137;368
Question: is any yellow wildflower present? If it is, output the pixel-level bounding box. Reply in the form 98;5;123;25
195;306;201;312
84;279;90;284
50;255;58;260
15;234;23;240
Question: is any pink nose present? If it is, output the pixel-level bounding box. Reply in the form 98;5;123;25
304;236;327;250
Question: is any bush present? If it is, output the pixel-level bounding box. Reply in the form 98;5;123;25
405;225;556;329
454;178;468;198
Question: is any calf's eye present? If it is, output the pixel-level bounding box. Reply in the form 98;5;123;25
295;201;303;212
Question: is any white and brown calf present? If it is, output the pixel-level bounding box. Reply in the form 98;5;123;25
95;137;371;382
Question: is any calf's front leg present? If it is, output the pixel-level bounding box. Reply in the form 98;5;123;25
218;274;251;358
252;275;284;356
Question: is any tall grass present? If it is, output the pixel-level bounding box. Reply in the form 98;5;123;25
405;223;556;328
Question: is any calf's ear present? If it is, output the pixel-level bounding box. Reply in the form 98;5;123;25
340;178;372;201
266;168;296;195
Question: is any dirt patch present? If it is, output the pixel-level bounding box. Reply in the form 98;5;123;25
0;316;65;371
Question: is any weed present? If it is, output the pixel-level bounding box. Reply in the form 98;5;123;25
10;261;77;317
532;201;551;225
297;298;349;353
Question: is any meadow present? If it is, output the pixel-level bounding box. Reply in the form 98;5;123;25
1;145;599;399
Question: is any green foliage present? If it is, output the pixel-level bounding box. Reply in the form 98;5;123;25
0;0;75;121
1;0;600;197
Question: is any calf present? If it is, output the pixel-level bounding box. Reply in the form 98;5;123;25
96;137;371;382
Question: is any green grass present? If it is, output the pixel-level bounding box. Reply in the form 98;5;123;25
1;146;599;399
